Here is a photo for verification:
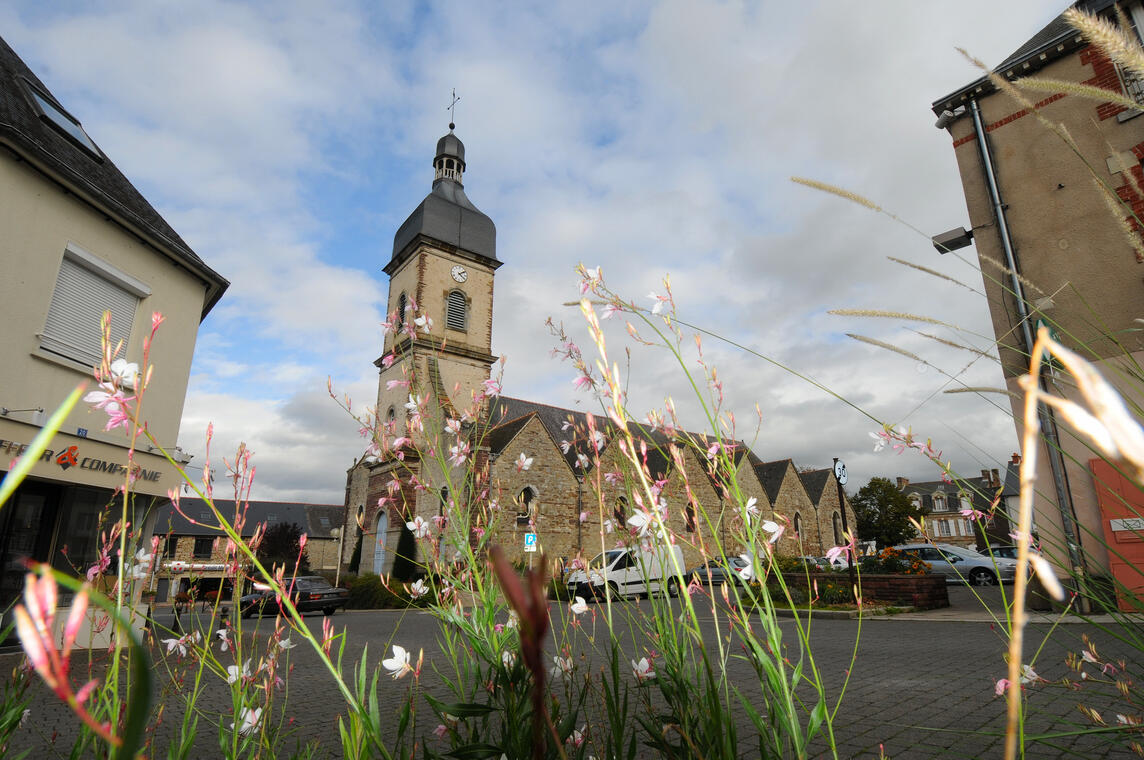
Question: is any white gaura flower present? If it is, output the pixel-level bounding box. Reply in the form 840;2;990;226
382;645;412;679
569;596;588;615
515;452;534;472
736;554;755;582
277;638;296;651
741;497;759;521
632;657;656;682
414;314;433;333
552;655;573;677
502;650;516;668
1030;554;1065;601
231;705;262;736
226;660;252;684
109;358;140;388
761;519;784;544
406;516;432;539
216;628;230;652
1020;664;1039;684
409;579;428;599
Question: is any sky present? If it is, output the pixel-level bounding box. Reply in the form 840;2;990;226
2;0;1068;504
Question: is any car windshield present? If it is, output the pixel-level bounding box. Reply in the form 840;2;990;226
591;550;626;569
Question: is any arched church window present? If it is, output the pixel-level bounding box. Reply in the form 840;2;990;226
397;291;408;328
387;406;396;423
516;486;537;525
614;495;628;526
794;512;802;538
446;289;467;331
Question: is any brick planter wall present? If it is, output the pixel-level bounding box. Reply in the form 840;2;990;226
779;572;949;610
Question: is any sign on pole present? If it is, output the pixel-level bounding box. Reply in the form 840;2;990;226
523;533;538;553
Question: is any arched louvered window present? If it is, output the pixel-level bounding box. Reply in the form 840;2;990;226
396;291;407;328
517;486;537;525
794;512;803;538
446;289;467;331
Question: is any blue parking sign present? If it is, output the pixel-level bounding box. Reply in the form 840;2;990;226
524;533;537;552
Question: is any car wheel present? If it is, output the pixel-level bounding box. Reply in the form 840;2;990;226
970;568;997;587
666;578;679;598
606;581;620;601
323;607;336;616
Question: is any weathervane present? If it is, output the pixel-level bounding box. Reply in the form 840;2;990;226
447;88;460;130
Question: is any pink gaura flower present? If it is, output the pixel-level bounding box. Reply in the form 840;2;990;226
572;375;593;391
994;678;1010;696
960;508;985;521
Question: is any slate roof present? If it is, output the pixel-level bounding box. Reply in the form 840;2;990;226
798;468;833;503
753;459;792;505
0;35;228;316
930;0;1119;115
484;396;675;479
387;129;498;275
153;499;346;539
900;476;1000;512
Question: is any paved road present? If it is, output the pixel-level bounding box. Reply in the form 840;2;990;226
3;588;1140;759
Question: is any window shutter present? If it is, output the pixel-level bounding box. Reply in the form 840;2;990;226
446;290;467;331
41;257;138;366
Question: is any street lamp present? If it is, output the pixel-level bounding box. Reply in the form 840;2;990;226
330;527;345;587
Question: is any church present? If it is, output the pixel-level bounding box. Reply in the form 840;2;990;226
342;124;855;578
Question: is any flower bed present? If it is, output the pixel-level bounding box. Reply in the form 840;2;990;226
778;572;949;610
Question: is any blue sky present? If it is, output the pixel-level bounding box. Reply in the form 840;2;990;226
2;1;1067;502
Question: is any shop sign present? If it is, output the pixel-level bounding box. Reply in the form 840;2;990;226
0;438;163;483
165;562;227;573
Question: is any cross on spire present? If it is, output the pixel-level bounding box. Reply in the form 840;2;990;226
447;88;460;130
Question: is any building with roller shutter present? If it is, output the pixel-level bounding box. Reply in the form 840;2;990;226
0;34;227;625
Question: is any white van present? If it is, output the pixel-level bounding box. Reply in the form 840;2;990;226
566;545;685;600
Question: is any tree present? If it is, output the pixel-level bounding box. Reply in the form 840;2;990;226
852;476;924;548
257;522;311;574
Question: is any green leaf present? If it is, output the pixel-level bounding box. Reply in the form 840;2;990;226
445;743;504;760
807;698;828;740
425;693;496;718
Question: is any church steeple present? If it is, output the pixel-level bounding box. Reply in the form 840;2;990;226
433;125;465;185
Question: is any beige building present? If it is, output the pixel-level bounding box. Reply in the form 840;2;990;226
344;125;855;579
931;0;1144;577
0;35;227;622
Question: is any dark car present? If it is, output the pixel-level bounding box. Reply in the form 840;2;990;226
240;576;349;618
689;556;750;586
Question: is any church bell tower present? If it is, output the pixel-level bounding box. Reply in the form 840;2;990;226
375;123;501;432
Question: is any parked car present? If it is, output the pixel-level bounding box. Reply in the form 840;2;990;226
981;545;1019;560
892;543;1017;586
240;576;349;618
796;556;831;572
689;556;751;586
566;545;685;600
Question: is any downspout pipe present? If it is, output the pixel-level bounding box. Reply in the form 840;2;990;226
968;98;1088;584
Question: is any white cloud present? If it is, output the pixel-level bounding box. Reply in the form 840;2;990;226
2;0;1069;501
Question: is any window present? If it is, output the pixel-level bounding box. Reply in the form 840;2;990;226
23;80;101;156
614;495;628;526
446;289;467;331
793;512;802;538
387;406;396;422
516;486;537;525
165;535;178;557
397;292;407;327
192;537;213;559
40;244;150;367
938;520;952;537
932;494;946;512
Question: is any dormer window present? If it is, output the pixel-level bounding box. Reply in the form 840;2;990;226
23;79;101;158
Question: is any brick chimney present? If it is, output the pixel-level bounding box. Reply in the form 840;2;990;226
991;468;1001;488
1011;452;1021;465
896;476;909;490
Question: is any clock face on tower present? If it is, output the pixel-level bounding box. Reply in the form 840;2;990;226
450;265;468;283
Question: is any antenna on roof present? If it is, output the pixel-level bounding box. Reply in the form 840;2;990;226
447;88;461;131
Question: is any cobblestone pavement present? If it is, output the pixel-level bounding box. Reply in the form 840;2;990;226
3;586;1141;759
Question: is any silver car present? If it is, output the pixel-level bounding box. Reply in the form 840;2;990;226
893;543;1018;586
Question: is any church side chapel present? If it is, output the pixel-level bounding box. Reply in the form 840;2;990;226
343;120;855;579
